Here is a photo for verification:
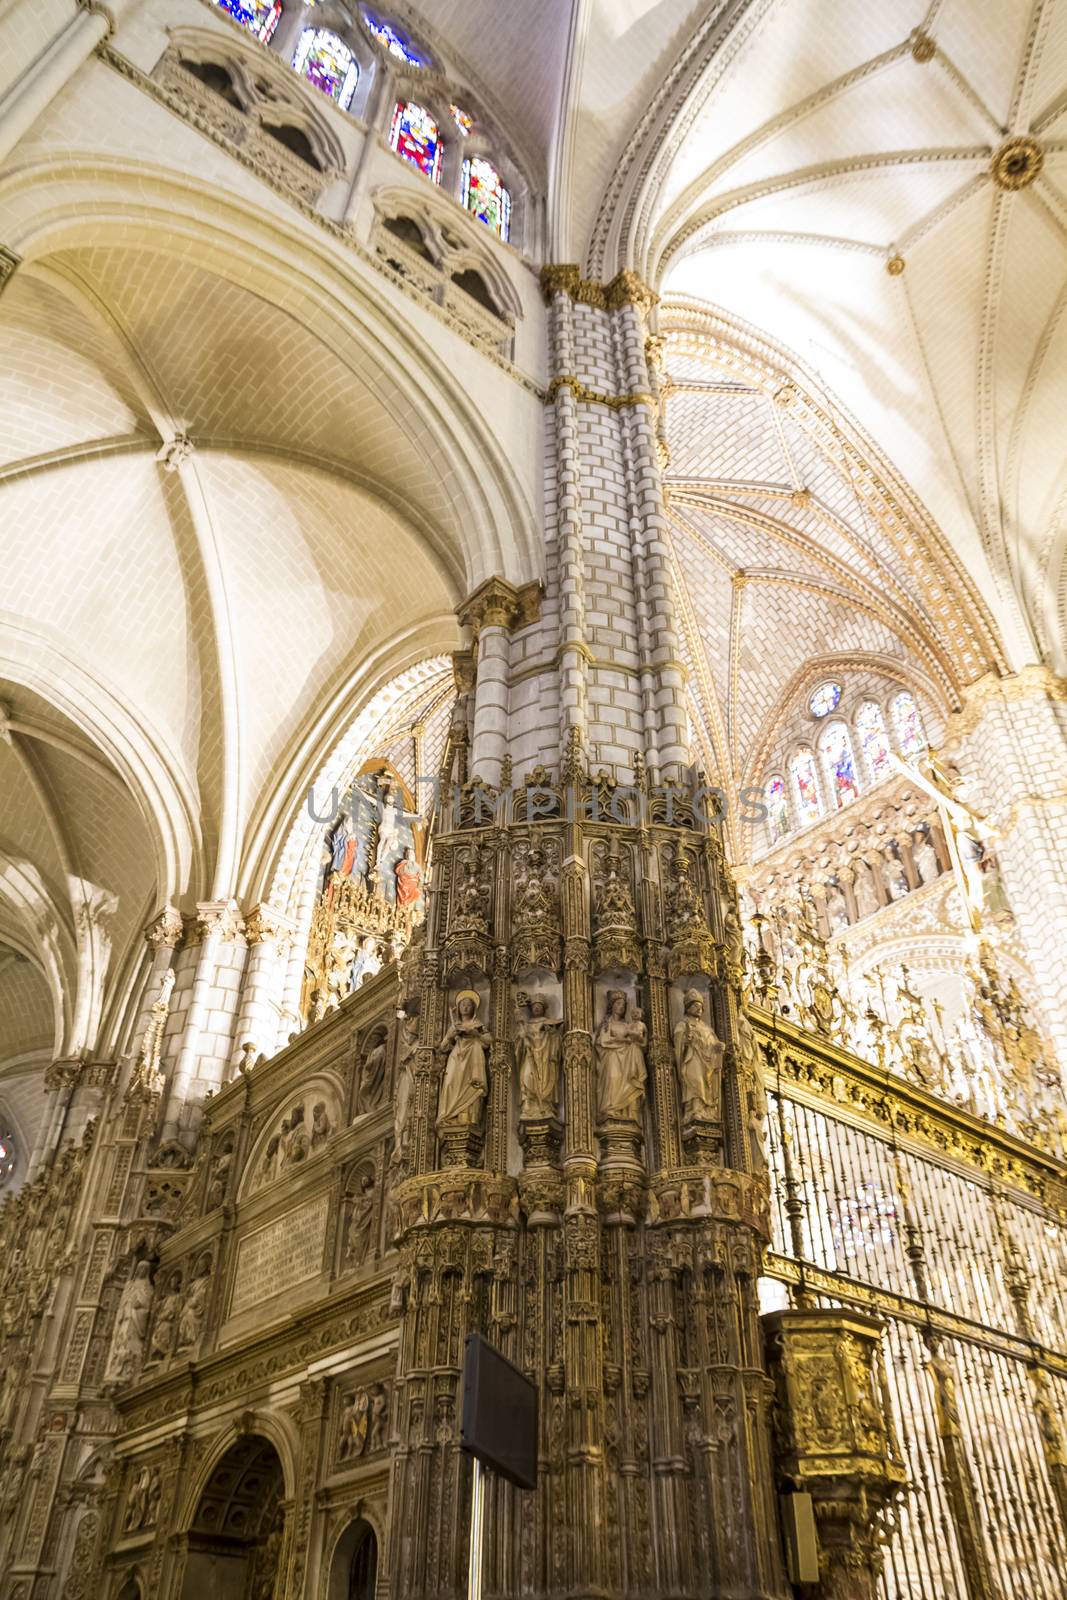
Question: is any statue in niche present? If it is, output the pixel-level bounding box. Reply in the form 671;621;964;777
515;993;563;1120
256;1133;281;1190
853;860;880;920
594;991;647;1123
281;1104;308;1167
514;846;557;927
824;880;850;931
395;846;423;908
339;1389;369;1459
177;1255;210;1350
453;856;491;932
350;935;383;992
346;1173;376;1267
206;1134;233;1211
394;1013;419;1150
358;1032;388;1113
665;849;707;939
369;1381;388;1451
436;992;490;1129
673;990;724;1121
104;1261;153;1386
310;1101;331;1152
912;826;940;885
148;1269;182;1362
884;851;910;901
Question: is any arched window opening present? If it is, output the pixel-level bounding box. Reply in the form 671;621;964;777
819;720;860;810
349;1525;378;1599
451;270;499;316
390;101;444;183
809;681;842;718
364;13;425;65
181;58;243;108
263;122;323;168
891;691;926;757
390;101;442;182
450;104;473;137
293;29;359;111
215;0;282;44
462;156;511;241
855;700;891;782
765;775;789;844
384;215;434;260
790;748;822;825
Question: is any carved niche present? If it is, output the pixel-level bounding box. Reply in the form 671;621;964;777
242;1077;344;1198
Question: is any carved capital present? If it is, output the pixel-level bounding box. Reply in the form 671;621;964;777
190;899;244;943
144;906;184;951
456;575;542;637
243;903;291;947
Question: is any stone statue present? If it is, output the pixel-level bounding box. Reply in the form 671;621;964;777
394;1013;418;1149
436;992;490;1129
369;1382;388;1451
148;1270;182;1362
310;1100;331;1152
281;1104;308;1167
177;1257;210;1350
515;993;563;1120
206;1136;233;1210
104;1261;153;1386
673;989;724;1120
358;1033;388;1112
853;861;880;920
594;990;647;1123
339;1389;369;1459
912;827;939;885
350;936;383;992
346;1173;376;1267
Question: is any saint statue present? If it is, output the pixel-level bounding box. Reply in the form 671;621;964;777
394;1013;418;1149
594;990;647;1123
346;1174;376;1267
177;1258;210;1350
331;812;360;879
515;994;563;1120
148;1270;182;1363
104;1260;154;1386
358;1033;387;1113
395;846;423;908
350;937;382;992
673;989;724;1120
436;992;490;1129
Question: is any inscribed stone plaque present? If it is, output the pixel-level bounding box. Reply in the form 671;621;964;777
230;1193;329;1316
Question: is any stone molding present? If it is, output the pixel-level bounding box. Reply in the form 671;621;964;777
455;576;542;637
539;263;659;314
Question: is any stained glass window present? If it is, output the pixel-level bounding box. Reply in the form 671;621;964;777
293;29;359;110
891;691;926;757
765;775;789;843
390;102;442;182
215;0;282;42
450;104;473;137
855;701;892;782
462;156;511;240
819;720;860;809
791;748;822;825
809;681;842;718
364;13;424;64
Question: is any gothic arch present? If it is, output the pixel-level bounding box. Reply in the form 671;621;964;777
175;1415;298;1534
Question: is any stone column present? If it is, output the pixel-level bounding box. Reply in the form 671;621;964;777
229;903;293;1074
0;0;144;162
161;901;246;1146
949;668;1067;1066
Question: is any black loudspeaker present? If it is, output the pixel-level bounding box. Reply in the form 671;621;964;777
460;1333;538;1489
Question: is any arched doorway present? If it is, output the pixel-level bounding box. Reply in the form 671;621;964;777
328;1517;378;1600
180;1434;284;1599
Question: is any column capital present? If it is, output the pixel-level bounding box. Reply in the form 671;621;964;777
144;906;184;951
951;663;1067;737
539;263;659;315
456;576;541;638
188;899;244;944
243;903;295;947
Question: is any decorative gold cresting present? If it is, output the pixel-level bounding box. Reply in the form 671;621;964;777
455;575;542;637
540;263;659;315
991;136;1044;191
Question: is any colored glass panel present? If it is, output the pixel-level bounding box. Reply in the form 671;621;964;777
390;101;442;182
215;0;282;42
892;691;926;757
819;721;860;809
462;156;511;240
365;14;424;64
856;701;892;781
450;104;473;136
791;749;822;824
809;681;842;717
765;775;789;843
293;28;359;110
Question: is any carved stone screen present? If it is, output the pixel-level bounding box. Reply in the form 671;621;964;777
230;1193;330;1316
